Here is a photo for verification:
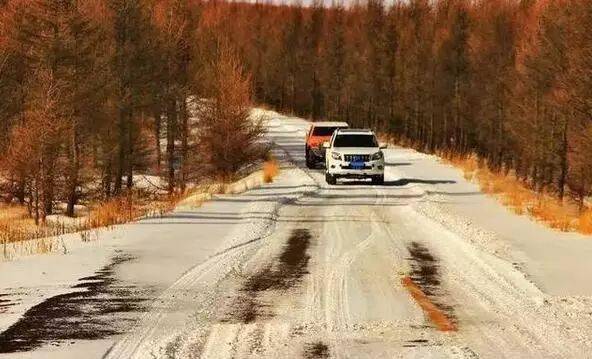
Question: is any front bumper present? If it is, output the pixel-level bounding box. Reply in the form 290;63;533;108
327;160;385;177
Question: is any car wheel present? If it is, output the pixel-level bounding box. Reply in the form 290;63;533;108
372;175;384;185
325;172;337;185
305;148;315;169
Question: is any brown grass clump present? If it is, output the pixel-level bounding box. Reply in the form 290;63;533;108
0;190;186;259
447;152;479;182
84;195;143;229
439;152;587;233
529;197;573;232
578;209;592;235
263;159;279;183
0;205;70;244
84;191;188;230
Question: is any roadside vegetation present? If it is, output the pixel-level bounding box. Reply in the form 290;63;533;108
443;153;592;234
0;1;271;252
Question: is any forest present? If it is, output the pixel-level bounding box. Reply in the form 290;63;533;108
1;0;591;226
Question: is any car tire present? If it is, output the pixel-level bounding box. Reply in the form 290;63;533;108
372;175;384;185
325;172;337;185
305;148;315;169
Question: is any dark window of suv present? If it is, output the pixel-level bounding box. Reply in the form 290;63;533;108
333;134;378;148
312;126;343;136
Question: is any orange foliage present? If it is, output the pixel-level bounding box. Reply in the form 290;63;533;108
263;159;280;183
578;209;592;235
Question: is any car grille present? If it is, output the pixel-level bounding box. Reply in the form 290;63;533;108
344;154;370;162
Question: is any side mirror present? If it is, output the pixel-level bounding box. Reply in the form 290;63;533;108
379;143;388;150
322;142;330;149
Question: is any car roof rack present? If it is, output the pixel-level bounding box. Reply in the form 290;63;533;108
312;121;349;127
336;128;373;133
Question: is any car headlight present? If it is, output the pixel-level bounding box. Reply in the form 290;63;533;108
331;152;342;161
371;151;384;161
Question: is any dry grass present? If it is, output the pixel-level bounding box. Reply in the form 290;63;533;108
0;205;71;244
0;191;186;260
2;160;278;260
84;195;140;229
440;152;589;233
578;209;592;235
263;158;280;183
83;191;187;230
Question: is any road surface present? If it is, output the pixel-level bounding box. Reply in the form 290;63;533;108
2;112;592;358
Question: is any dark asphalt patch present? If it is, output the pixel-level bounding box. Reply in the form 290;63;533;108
222;228;311;323
304;341;330;358
0;294;15;313
0;252;152;353
405;242;457;328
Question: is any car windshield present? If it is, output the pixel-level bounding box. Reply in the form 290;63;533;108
312;126;343;136
333;134;378;148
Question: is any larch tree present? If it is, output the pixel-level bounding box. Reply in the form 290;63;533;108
196;47;264;179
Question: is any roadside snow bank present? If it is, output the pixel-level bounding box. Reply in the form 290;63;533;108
177;169;271;210
382;141;592;296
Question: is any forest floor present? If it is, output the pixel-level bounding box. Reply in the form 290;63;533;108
1;110;592;358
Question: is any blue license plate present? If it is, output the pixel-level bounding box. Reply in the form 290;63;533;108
351;162;364;169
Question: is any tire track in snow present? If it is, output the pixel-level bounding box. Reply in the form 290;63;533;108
105;128;319;359
220;228;312;324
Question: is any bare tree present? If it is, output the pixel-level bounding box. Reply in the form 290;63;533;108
196;46;264;180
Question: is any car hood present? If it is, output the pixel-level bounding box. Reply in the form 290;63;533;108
332;147;380;155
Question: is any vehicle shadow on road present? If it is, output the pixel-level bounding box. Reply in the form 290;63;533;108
341;178;456;187
384;162;413;167
384;178;457;186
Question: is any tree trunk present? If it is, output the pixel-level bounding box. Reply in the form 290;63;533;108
166;98;177;194
114;106;127;194
15;179;25;204
126;109;134;189
180;96;189;193
154;105;162;174
42;153;54;219
66;126;80;217
558;116;568;201
34;180;40;226
104;158;112;199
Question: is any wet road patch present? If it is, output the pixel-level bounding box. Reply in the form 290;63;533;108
0;252;153;353
403;242;457;332
222;228;311;323
304;341;330;358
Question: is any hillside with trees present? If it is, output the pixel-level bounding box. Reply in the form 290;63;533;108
1;0;591;227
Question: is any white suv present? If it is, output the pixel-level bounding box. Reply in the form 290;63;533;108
323;129;386;185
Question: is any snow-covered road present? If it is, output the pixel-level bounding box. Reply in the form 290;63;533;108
2;111;592;358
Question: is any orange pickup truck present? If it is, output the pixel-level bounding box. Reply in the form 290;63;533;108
305;121;349;168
